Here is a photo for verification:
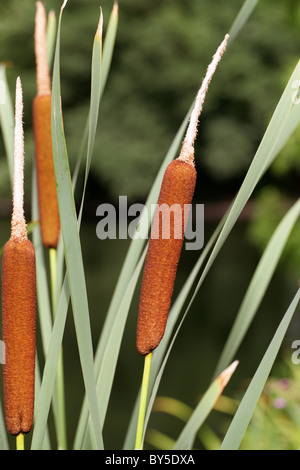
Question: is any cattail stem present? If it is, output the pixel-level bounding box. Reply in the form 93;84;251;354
16;432;24;450
135;352;152;450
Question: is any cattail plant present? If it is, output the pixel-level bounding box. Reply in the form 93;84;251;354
33;1;60;249
135;34;229;450
2;77;36;449
136;34;229;357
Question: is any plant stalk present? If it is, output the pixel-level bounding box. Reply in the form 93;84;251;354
135;352;152;450
16;433;24;450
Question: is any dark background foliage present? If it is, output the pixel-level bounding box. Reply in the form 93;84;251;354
0;0;299;204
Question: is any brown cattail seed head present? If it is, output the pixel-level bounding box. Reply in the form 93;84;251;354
2;77;36;435
136;160;196;355
33;94;60;248
2;239;36;435
33;1;60;248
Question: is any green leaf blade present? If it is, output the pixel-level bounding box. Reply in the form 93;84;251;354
50;2;103;450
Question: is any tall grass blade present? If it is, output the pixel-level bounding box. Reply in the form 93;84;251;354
0;63;14;186
31;276;70;449
34;358;51;449
31;165;52;357
228;0;259;45
82;248;147;449
195;60;300;295
55;2;118;304
46;9;57;69
32;4;112;449
220;287;300;450
173;361;238;450
0;404;8;450
100;2;118;96
50;1;103;449
214;198;300;377
78;10;102;221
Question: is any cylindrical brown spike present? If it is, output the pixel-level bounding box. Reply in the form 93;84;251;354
2;76;37;436
136;159;196;355
2;239;36;435
33;94;60;248
33;2;60;248
136;34;229;356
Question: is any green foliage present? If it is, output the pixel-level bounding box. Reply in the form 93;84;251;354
248;187;300;277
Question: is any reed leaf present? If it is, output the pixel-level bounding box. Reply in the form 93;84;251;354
31;166;52;357
46;9;57;69
214;197;300;377
220;286;300;450
31;275;70;450
228;0;259;45
0;64;14;186
0;404;8;450
29;2;118;450
101;2;118;96
173;361;238;450
50;0;103;449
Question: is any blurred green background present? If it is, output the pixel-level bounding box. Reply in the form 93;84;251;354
1;0;300;272
1;0;300;450
0;0;299;205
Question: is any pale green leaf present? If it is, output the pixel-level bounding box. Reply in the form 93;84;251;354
220;287;300;450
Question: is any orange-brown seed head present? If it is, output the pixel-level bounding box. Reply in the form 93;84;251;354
2;238;36;435
33;94;60;248
136;159;196;355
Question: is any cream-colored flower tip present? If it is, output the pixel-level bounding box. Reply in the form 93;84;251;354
11;77;27;242
34;1;51;96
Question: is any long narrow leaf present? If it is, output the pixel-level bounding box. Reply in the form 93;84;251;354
228;0;259;45
220;287;300;450
0;402;8;450
0;63;14;186
173;361;238;450
214;198;300;377
100;2;118;96
81;247;148;449
32;3;113;449
51;0;103;449
55;2;118;307
31;276;70;449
